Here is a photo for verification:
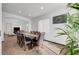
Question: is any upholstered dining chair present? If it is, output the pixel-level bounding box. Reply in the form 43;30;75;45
38;32;45;47
16;31;22;47
16;31;31;51
23;34;32;51
16;32;25;48
31;32;41;47
35;32;45;54
17;34;20;46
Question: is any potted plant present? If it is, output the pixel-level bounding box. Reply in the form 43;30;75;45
56;3;79;55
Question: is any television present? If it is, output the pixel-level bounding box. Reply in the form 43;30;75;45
53;14;67;24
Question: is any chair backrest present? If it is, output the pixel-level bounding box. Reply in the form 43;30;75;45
38;32;45;46
16;31;24;42
16;32;21;40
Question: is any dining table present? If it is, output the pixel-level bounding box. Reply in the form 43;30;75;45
23;32;39;39
23;32;39;49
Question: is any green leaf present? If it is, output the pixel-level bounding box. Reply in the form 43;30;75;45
56;32;66;36
68;3;79;10
66;25;72;29
74;22;79;25
73;48;79;54
56;28;67;34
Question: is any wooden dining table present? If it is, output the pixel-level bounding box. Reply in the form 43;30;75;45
23;32;39;49
23;32;39;39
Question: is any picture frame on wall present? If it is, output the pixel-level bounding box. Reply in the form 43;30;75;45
53;14;67;24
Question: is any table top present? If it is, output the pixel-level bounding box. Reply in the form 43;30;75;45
23;32;39;37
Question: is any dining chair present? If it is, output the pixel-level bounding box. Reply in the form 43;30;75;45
38;32;45;47
35;32;45;54
31;32;41;47
16;31;21;46
23;35;32;51
17;34;23;48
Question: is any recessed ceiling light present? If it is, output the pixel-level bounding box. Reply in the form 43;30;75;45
40;6;44;10
18;10;22;14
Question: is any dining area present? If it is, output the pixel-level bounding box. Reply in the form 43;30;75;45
16;30;45;51
2;29;67;55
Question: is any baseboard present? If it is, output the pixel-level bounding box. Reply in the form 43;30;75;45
44;39;65;46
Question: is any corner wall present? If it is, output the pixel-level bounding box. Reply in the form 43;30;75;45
31;7;69;45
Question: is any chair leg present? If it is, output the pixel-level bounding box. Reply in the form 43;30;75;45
24;46;26;51
20;41;23;48
35;46;41;54
17;40;19;45
24;43;27;51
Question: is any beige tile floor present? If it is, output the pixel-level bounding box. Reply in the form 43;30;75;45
2;35;67;55
0;44;1;55
0;40;1;55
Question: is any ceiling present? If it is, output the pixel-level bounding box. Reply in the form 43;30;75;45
2;3;67;19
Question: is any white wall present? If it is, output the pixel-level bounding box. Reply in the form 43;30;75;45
31;19;38;31
0;3;2;55
47;8;68;45
3;12;31;35
31;7;69;45
0;4;2;40
38;19;50;33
